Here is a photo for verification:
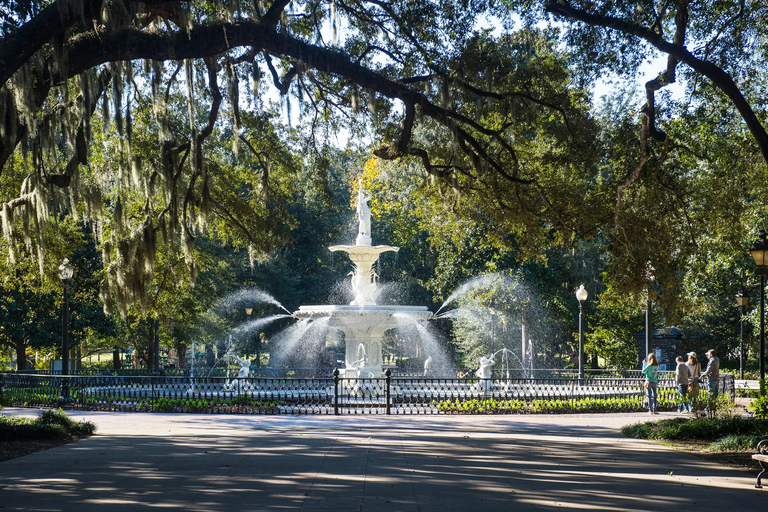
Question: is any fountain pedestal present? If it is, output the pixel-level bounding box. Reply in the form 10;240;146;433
329;244;398;305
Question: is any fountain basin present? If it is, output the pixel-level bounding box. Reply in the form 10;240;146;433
295;305;432;376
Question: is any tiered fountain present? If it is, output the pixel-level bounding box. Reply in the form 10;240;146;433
293;182;433;377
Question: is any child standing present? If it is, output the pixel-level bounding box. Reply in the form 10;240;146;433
642;353;660;414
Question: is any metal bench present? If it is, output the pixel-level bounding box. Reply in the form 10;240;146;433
753;440;768;488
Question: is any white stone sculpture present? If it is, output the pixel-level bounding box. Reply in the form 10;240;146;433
224;353;252;378
355;346;374;379
356;181;372;246
424;355;433;377
475;355;495;394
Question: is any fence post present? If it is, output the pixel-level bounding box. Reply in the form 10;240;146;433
385;369;391;415
60;376;69;400
333;368;340;416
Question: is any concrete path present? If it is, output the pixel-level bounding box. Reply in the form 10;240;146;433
1;408;765;511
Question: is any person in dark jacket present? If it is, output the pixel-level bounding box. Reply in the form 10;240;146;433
701;349;720;403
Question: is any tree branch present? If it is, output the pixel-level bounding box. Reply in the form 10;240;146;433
545;1;768;166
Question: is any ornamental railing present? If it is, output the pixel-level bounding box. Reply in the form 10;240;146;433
0;372;734;415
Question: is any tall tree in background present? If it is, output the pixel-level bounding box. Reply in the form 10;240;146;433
0;1;600;315
540;0;768;283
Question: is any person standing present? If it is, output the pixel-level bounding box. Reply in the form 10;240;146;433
686;352;701;410
701;349;721;404
675;356;692;413
642;353;660;414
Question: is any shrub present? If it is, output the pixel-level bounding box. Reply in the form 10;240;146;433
0;408;96;440
750;394;768;419
708;435;765;451
622;416;768;442
38;408;96;435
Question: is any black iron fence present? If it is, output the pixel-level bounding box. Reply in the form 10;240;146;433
0;371;735;415
8;367;677;379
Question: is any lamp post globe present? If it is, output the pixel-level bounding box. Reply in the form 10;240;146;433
576;285;588;379
750;229;768;383
58;258;74;282
244;300;254;317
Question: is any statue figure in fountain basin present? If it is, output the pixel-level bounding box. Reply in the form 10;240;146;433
354;345;374;379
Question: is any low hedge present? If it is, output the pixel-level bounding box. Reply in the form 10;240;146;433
622;415;768;450
0;408;96;440
433;393;681;414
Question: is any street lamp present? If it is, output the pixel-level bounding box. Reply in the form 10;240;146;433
489;306;496;356
58;258;73;398
244;300;258;367
576;284;588;379
736;286;750;380
153;317;160;375
750;228;768;383
644;263;655;357
58;259;73;375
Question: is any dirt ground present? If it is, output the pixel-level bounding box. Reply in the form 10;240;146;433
666;440;756;472
0;438;82;463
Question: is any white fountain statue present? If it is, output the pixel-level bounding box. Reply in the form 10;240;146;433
228;354;252;378
329;180;399;306
475;355;495;395
294;179;432;377
353;344;375;379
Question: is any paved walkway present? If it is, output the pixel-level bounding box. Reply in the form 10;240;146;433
0;408;765;511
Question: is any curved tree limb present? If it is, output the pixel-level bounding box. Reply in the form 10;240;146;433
545;1;768;167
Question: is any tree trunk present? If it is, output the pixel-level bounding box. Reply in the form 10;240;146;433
147;320;156;370
176;344;188;369
14;338;26;370
112;347;122;369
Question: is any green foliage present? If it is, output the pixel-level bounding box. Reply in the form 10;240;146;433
149;397;283;413
708;435;765;452
0;408;96;440
750;394;768;419
434;393;680;414
38;407;97;435
622;416;768;442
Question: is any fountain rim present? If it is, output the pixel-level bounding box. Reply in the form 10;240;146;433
294;304;433;318
328;244;400;255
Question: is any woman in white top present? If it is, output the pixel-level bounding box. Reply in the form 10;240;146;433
686;352;701;408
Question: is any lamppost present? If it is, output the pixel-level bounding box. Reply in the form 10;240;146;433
245;300;258;367
576;284;588;379
58;258;73;398
644;263;655;358
489;306;496;356
749;228;768;384
153;317;160;375
736;286;750;380
645;294;652;357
